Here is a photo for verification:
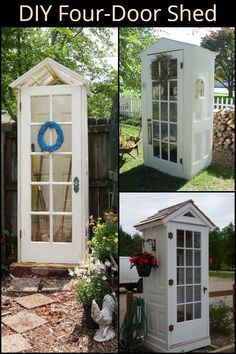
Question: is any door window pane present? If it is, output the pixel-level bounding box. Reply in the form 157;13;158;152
161;123;168;141
177;230;184;247
186;268;193;284
194;303;201;319
170;81;177;100
153;122;160;139
186;286;193;303
194;250;201;266
161;82;168;100
177;305;185;322
177;268;184;285
186;250;193;266
186;231;193;248
170;144;177;163
161;142;168;160
177;249;184;266
186;304;193;321
153;102;159;120
161;102;168;121
194;268;201;284
170;59;177;79
152;82;160;100
31;96;49;123
31;215;50;242
169;103;177;122
194;285;201;302
194;232;201;248
53;155;72;182
52;95;71;122
177;286;185;303
53;185;72;212
153;140;160;158
31;155;49;182
53;215;72;242
31;185;49;212
170;124;177;143
51;125;71;152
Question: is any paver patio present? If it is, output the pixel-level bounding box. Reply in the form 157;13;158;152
1;334;32;353
2;311;47;333
14;293;55;309
9;278;41;293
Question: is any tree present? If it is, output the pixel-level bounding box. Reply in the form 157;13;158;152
221;222;235;270
201;28;235;98
119;226;142;256
1;27;117;119
119;27;157;94
209;227;223;270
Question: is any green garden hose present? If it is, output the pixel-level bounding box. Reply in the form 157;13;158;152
119;296;147;352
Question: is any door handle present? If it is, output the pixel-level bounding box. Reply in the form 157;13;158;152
73;176;79;193
203;286;207;294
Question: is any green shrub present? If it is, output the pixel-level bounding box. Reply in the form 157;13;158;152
209;299;233;335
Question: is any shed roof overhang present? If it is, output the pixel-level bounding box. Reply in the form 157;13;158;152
9;58;89;93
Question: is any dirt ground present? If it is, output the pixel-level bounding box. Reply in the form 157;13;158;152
1;275;118;353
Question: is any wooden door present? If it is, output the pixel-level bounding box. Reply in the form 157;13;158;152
146;50;184;177
20;85;85;263
168;223;209;346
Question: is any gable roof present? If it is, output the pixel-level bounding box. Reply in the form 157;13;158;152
9;58;89;91
134;199;215;229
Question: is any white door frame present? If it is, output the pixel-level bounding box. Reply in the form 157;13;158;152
146;50;184;177
20;85;87;263
168;222;209;346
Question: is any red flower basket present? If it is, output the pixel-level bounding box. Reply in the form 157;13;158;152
130;252;159;277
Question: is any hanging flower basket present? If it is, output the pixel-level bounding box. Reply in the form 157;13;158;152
129;251;159;278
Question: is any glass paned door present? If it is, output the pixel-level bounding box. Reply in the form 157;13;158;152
21;85;84;263
147;50;183;174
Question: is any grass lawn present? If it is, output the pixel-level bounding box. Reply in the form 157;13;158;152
119;124;235;192
209;271;235;280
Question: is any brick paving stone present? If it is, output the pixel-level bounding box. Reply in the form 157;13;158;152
9;278;41;293
1;334;32;352
14;293;55;309
41;280;73;292
2;311;47;333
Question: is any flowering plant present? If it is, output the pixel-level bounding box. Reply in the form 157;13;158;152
88;212;118;263
130;252;159;269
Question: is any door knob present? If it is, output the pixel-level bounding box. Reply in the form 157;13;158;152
203;286;207;293
73;176;79;193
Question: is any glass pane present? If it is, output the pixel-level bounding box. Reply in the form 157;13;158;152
186;250;193;266
194;232;201;248
161;82;168;100
152;82;160;100
194;268;201;284
177;249;184;266
153;140;160;158
170;124;177;143
31;185;49;212
51;125;71;152
161;123;168;141
186;268;193;284
170;81;177;101
186;286;193;303
186;304;193;321
194;250;201;266
53;215;72;242
177;286;184;303
53;185;72;212
194;285;201;302
31;155;49;182
161;59;168;77
177;305;185;322
169;103;177;122
31;96;49;123
31;215;49;242
177;268;184;285
53;155;72;182
153;122;160;139
194;303;201;319
52;95;72;122
31;126;49;152
177;230;184;247
153;102;159;120
161;142;168;160
170;144;177;163
148;123;152;144
161;102;168;121
170;59;177;79
186;231;193;248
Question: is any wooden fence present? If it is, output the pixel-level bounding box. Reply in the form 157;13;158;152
209;284;235;314
1;118;115;239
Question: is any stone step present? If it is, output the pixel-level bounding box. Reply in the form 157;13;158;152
10;262;84;277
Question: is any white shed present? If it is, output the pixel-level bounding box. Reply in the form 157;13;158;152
135;199;215;352
141;38;217;179
10;58;89;264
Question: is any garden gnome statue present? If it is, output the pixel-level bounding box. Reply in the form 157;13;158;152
91;294;117;342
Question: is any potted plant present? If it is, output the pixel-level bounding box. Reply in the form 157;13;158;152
129;251;159;277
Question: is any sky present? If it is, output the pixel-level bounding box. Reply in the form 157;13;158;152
120;193;235;235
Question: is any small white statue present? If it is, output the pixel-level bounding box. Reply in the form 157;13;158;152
91;294;117;342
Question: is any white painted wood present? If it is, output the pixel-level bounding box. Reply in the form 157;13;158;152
20;85;88;263
141;38;216;179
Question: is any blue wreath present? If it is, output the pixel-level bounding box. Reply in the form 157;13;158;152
37;121;64;152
